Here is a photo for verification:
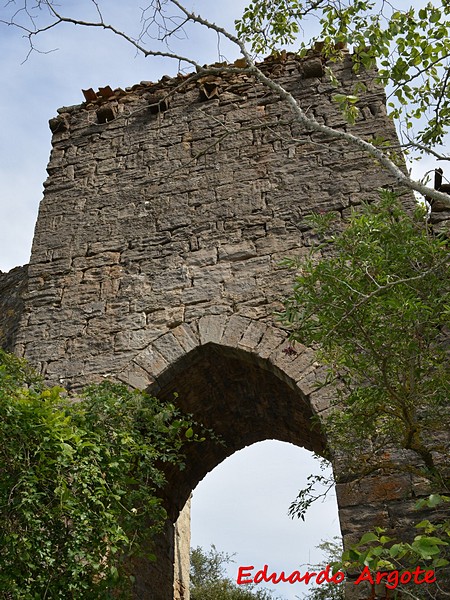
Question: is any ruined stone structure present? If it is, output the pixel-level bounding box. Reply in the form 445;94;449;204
0;265;28;352
1;51;438;599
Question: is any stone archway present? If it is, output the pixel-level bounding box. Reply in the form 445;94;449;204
120;319;330;600
149;339;326;520
114;318;423;600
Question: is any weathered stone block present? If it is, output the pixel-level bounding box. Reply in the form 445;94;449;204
198;314;227;345
220;314;251;347
218;241;257;261
133;345;169;378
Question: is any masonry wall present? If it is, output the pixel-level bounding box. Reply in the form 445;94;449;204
12;50;427;599
14;51;404;387
0;265;28;352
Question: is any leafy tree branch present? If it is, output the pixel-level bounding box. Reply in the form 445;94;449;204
279;191;449;487
190;545;279;600
3;1;450;206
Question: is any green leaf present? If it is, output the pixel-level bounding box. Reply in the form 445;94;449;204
360;532;379;544
0;350;204;598
428;494;443;508
389;543;402;558
430;10;441;23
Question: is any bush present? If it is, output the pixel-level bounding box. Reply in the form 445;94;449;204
0;350;199;599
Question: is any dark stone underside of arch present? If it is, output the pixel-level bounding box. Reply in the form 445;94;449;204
149;343;326;521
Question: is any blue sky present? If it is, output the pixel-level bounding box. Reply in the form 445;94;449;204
0;2;440;599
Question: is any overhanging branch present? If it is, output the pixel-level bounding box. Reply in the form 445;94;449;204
2;0;450;208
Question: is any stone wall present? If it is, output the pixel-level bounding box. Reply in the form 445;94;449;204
10;50;433;599
14;50;406;388
0;265;28;351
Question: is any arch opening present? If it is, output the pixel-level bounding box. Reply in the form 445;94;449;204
190;439;341;600
150;342;327;521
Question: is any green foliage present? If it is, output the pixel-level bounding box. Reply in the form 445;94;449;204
339;495;450;598
236;1;450;147
236;0;304;54
303;538;345;600
331;93;360;125
190;545;279;600
0;349;200;599
279;191;449;483
288;458;334;521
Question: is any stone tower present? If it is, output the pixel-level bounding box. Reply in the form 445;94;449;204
1;51;426;599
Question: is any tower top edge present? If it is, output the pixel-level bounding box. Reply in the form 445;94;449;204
54;46;359;117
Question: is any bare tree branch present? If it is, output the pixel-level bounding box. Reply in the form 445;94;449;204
2;0;450;208
403;137;450;162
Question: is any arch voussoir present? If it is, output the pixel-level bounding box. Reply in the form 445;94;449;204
118;344;169;390
236;320;269;351
295;364;330;396
117;361;156;390
152;331;188;364
197;314;228;345
309;383;338;416
170;323;200;354
117;324;200;391
253;325;288;359
220;314;252;347
266;342;316;389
